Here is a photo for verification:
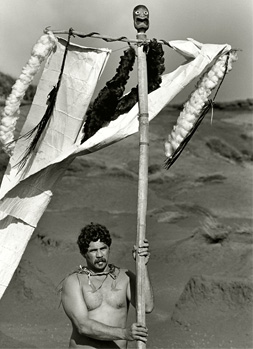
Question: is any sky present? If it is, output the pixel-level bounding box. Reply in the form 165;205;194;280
0;0;252;103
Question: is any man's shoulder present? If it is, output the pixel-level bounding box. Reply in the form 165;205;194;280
61;271;82;290
64;272;79;281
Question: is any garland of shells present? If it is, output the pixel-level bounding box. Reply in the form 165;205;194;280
164;50;238;169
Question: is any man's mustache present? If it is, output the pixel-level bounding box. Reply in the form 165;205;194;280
95;258;106;263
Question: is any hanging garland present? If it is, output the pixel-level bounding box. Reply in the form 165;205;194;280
81;39;165;143
0;32;57;157
147;38;165;92
112;39;165;120
81;45;136;143
164;49;238;169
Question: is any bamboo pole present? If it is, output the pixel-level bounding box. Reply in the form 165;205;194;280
136;39;149;349
135;19;149;349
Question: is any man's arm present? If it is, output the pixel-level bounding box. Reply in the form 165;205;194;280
128;239;154;313
61;273;148;342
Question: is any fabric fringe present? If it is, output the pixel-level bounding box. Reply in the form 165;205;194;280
14;29;73;171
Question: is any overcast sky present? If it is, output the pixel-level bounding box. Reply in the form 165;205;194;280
0;0;252;102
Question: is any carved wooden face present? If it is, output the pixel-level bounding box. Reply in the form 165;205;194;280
133;5;149;32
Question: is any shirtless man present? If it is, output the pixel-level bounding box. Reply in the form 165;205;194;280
61;222;154;348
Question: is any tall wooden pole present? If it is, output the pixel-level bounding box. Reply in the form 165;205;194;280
133;5;150;349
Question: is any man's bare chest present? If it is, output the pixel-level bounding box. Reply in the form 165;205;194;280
79;273;128;311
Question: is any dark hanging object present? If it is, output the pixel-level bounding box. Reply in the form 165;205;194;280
147;39;165;92
81;39;165;143
113;39;165;119
81;46;136;143
15;28;73;170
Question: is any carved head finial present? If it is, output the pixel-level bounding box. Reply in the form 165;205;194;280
133;5;149;33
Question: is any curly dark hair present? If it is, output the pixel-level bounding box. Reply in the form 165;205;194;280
77;222;112;256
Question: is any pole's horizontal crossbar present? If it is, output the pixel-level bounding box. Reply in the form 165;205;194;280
44;28;172;47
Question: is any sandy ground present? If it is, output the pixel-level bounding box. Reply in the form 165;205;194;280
0;104;252;349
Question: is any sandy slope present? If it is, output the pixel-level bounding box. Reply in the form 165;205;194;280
0;105;252;348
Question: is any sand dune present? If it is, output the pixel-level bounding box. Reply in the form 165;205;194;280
0;104;252;348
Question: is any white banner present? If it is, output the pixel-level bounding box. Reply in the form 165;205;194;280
0;37;231;298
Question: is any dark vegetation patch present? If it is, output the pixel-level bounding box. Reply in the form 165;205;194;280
148;175;165;184
199;217;231;244
149;205;188;223
37;233;61;248
104;166;137;180
148;163;162;174
184;218;252;247
34;233;76;253
64;158;107;176
240;132;253;141
196;173;227;184
176;203;215;218
206;137;243;163
241;148;253;161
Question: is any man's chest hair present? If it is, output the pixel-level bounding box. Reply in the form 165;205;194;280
80;273;129;311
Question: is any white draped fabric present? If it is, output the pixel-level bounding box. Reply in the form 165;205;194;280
0;35;231;298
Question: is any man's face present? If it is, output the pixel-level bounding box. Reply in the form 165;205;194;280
133;5;149;32
84;239;110;272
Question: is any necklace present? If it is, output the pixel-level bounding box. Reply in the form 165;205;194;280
77;264;119;293
88;274;109;293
